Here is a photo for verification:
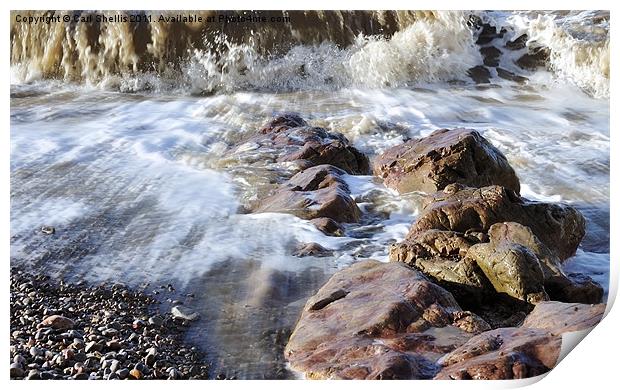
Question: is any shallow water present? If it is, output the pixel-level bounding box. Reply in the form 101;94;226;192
10;10;610;379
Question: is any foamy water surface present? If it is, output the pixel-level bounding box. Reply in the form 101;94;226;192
10;9;610;379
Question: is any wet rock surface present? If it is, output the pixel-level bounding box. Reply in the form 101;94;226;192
293;242;334;258
285;261;490;379
467;66;491;84
496;67;528;83
521;301;606;334
373;129;520;194
310;217;344;236
483;222;603;304
434;327;561;379
236;113;370;175
411;185;585;261
389;229;491;304
10;267;210;380
467;235;549;304
516;47;550;70
480;46;502;67
505;34;528;50
254;164;361;223
434;301;605;380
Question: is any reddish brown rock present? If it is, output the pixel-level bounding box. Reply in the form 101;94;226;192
434;327;561;379
373;128;520;195
310;217;344;236
259;113;309;134
293;242;333;257
38;315;75;330
240;114;370;175
285;260;490;379
411;184;585;261
254;164;361;223
521;301;606;334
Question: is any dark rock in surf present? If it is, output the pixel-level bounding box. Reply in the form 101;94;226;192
259;113;309;134
546;272;603;304
373;128;520;194
410;185;585;261
480;46;502;67
496;67;528;83
285;260;490;379
467;65;491;84
516;46;550;70
254;164;361;223
505;34;528;50
475;24;505;45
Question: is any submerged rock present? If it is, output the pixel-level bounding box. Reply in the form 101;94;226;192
516;46;550;70
480;46;502;67
254;164;361;223
171;306;200;322
293;242;333;257
310;217;344;236
467;66;491;84
285;260;490;379
373;128;520;194
411;185;585;261
434;327;560;379
496;67;528;83
238;113;370;175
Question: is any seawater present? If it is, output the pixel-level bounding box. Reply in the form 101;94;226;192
10;10;610;379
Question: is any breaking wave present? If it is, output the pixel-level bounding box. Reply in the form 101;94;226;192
10;10;610;97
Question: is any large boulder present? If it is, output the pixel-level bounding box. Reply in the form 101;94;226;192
254;164;361;223
285;261;490;379
391;221;600;307
389;229;491;303
521;301;606;334
373;128;520;194
467;234;549;305
434;300;605;379
235;114;370;175
484;222;603;304
411;184;586;261
434;327;561;379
